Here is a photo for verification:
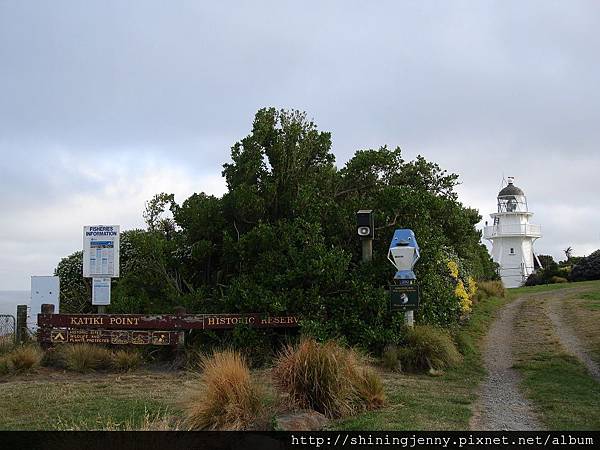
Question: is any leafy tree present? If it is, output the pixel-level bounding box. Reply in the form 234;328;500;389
143;192;176;237
54;107;497;351
525;254;570;286
54;251;91;313
222;108;336;224
111;229;184;313
172;193;226;287
536;254;556;270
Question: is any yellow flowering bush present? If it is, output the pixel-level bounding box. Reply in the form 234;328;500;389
447;261;459;279
467;276;477;298
447;261;475;314
455;279;471;313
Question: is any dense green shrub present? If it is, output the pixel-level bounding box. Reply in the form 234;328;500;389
571;250;600;282
526;266;571;286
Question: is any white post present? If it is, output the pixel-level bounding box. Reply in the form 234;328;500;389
405;310;414;327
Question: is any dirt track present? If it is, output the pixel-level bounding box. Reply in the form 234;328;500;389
469;296;542;431
545;292;600;382
471;285;599;430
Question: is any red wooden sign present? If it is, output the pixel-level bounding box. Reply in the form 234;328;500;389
38;313;299;330
37;313;299;346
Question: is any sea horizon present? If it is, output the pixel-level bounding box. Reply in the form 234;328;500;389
0;290;30;317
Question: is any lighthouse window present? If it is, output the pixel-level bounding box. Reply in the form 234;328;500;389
510;248;515;255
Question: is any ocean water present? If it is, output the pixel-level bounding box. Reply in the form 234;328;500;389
0;291;29;316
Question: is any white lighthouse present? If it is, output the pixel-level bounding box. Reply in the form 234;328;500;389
484;177;542;288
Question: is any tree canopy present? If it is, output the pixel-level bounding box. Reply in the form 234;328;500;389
56;107;497;351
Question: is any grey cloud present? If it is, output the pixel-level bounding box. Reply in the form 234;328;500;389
1;0;599;288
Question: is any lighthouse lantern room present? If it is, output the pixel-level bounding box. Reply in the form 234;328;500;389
483;177;542;288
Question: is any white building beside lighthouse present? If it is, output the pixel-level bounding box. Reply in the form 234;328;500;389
484;177;542;288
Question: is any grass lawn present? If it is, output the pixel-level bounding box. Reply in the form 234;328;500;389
0;370;189;430
512;281;600;430
332;294;512;430
1;292;512;431
510;279;600;296
2;280;598;431
563;287;600;363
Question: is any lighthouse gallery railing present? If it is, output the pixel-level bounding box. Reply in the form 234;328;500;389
483;224;542;239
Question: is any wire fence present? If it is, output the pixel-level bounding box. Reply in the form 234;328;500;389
0;314;16;346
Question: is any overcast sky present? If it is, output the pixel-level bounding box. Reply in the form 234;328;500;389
1;1;599;290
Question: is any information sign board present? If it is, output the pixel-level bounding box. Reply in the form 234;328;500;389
92;278;111;305
83;225;120;277
390;283;419;310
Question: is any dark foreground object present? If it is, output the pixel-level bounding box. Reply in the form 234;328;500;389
2;431;598;450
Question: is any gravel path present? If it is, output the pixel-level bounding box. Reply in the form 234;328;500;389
470;296;543;431
545;294;600;382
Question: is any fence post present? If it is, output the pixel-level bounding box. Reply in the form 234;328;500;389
16;304;28;344
38;303;55;348
41;304;55;315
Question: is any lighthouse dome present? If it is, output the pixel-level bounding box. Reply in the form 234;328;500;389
498;183;524;197
497;177;528;213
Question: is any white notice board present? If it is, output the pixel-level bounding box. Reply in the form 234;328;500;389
29;276;60;329
92;277;111;305
83;225;120;277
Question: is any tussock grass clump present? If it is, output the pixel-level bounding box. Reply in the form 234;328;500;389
352;366;386;410
399;325;462;373
64;344;113;373
477;280;506;300
273;339;357;417
0;355;11;375
41;346;68;368
7;345;43;372
112;349;143;372
273;339;385;418
184;350;264;430
0;335;15;355
381;345;400;371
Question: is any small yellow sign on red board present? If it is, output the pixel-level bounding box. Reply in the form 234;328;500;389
50;329;67;343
